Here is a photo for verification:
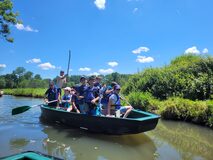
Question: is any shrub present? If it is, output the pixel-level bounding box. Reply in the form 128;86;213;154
126;92;159;111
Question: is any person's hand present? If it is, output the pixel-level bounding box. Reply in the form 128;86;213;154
44;99;48;103
91;99;96;104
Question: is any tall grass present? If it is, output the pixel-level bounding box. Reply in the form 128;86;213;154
3;88;46;98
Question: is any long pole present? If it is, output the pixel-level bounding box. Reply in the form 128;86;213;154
67;50;71;81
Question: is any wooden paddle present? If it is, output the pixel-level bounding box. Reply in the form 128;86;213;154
12;100;58;115
66;50;71;82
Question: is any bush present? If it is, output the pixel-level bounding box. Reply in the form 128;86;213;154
123;54;213;100
126;92;159;111
159;97;213;128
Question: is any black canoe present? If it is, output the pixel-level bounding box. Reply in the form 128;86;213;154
40;104;160;135
0;151;62;160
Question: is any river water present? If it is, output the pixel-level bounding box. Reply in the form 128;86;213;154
0;95;212;160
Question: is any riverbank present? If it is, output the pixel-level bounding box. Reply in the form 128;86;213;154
3;88;213;129
3;88;46;98
127;92;213;129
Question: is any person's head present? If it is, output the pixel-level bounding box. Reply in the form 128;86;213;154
70;87;76;95
49;81;55;89
64;87;71;94
95;76;102;83
88;76;95;86
60;70;64;76
80;76;87;84
113;84;121;93
111;81;118;88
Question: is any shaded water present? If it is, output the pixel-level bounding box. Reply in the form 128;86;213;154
0;95;212;160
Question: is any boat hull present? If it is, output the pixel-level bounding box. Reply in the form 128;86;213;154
0;151;62;160
40;105;160;135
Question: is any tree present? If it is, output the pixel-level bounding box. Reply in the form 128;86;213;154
0;76;5;88
0;0;20;42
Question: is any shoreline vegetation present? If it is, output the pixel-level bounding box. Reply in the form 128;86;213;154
1;54;213;129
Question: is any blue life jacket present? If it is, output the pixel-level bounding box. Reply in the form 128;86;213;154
111;93;121;110
85;86;99;103
61;94;71;108
45;87;58;102
100;86;112;104
78;84;88;104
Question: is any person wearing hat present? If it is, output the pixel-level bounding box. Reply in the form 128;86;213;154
44;81;59;107
107;84;133;118
84;76;100;115
61;87;72;109
76;76;88;113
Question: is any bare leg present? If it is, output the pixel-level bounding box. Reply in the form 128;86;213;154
123;106;133;118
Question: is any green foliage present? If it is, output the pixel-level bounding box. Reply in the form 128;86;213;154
0;67;49;88
159;97;213;128
0;0;20;42
126;91;159;111
123;54;213;100
3;88;46;98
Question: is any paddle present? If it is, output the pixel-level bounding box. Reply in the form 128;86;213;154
119;94;133;107
66;50;71;82
12;100;58;115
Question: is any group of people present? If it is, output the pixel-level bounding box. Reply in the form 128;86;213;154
44;70;133;118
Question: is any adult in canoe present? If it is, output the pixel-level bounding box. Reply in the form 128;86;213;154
44;81;59;107
107;85;133;118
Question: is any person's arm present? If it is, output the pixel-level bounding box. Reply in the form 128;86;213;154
91;96;99;104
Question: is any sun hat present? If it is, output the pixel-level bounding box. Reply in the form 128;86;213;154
64;87;71;91
114;85;121;90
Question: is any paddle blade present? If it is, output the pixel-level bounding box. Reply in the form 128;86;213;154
12;106;31;115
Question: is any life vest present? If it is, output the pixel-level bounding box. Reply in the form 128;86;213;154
61;94;71;108
85;86;99;103
110;93;121;110
47;88;58;101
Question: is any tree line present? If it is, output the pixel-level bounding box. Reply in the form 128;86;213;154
0;67;130;89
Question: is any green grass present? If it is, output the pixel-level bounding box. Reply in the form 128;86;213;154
3;88;46;98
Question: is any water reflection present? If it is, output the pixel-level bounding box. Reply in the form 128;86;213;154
10;138;30;149
148;120;213;160
41;125;157;160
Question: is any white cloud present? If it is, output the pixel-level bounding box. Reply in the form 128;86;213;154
133;8;138;13
132;46;150;54
15;23;39;32
94;0;106;10
184;46;200;55
108;61;118;67
202;48;208;54
99;68;114;74
79;67;91;72
38;62;56;70
136;56;154;63
0;64;6;68
26;58;41;64
89;72;100;76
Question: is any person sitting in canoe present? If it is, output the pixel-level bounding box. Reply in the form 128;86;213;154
107;85;133;118
84;76;100;115
44;81;60;107
60;87;72;109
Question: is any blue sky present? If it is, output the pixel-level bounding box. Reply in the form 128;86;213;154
0;0;213;78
